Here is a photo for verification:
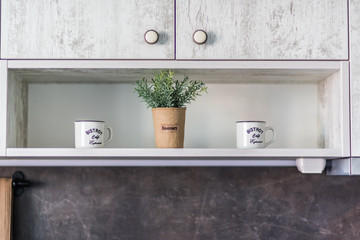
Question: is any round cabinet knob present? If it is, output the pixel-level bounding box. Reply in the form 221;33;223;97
193;30;208;44
144;30;159;44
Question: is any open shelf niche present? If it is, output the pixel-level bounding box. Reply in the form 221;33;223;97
1;60;350;168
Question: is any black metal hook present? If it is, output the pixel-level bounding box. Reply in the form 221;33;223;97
12;171;30;197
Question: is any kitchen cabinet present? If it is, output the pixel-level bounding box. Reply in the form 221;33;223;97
351;0;360;156
326;0;359;175
1;0;348;60
176;0;348;60
0;1;353;174
1;0;174;59
0;60;350;171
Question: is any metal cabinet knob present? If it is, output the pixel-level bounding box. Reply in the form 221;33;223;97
144;30;159;44
193;30;207;44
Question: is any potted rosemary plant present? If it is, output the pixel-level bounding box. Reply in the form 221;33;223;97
134;70;207;148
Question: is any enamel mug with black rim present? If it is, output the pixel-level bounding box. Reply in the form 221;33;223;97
236;121;276;149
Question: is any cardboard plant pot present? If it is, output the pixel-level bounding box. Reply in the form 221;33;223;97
152;107;186;148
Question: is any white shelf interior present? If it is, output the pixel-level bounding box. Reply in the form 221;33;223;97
5;61;349;162
6;148;342;158
26;81;318;149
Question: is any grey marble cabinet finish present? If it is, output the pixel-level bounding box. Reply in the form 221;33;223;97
351;0;360;156
176;0;348;59
1;0;174;59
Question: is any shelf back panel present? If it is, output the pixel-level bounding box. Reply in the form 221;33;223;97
6;67;346;151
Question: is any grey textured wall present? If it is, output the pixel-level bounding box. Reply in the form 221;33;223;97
1;167;360;240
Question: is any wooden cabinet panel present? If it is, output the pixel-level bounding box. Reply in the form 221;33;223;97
176;0;348;59
1;0;174;59
350;0;360;156
0;61;7;156
351;61;360;156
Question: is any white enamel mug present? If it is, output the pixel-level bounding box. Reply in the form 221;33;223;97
74;120;113;148
236;121;276;149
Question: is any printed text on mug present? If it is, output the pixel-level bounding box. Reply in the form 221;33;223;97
85;128;103;135
247;127;263;144
86;128;103;145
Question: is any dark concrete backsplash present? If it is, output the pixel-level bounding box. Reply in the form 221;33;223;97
0;167;360;240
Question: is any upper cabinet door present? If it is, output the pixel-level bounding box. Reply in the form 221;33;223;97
176;0;348;60
1;0;174;59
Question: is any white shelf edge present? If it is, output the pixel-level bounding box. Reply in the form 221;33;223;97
6;148;344;158
7;60;342;70
0;159;296;167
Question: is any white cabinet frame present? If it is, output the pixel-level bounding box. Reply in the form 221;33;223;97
0;61;8;156
0;60;351;169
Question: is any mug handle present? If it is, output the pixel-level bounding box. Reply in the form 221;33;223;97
264;127;276;147
104;125;113;145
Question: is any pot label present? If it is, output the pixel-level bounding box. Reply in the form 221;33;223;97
161;124;179;132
